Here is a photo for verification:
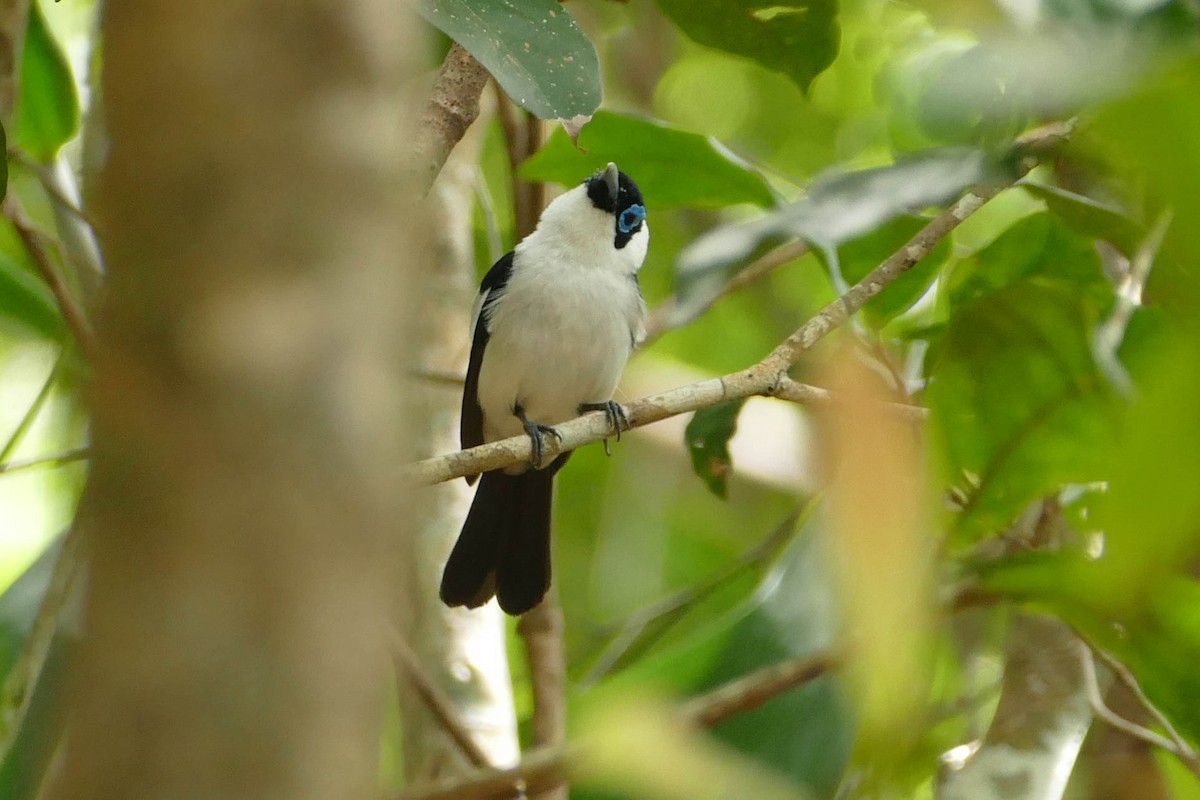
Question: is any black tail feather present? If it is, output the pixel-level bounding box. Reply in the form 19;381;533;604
439;470;509;609
495;467;554;614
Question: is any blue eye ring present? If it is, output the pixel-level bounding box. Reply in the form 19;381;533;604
618;204;646;234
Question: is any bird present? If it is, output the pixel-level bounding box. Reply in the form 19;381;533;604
439;162;649;615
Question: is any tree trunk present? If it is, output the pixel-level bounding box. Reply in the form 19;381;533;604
52;2;418;798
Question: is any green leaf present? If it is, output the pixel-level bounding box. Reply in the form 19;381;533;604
929;279;1117;540
943;211;1112;315
685;399;746;499
519;111;776;210
15;2;79;162
653;0;839;94
678;147;998;292
418;0;601;120
1020;182;1143;256
815;215;952;328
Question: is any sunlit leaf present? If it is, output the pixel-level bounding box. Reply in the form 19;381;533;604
418;0;601;120
685;399;746;499
654;0;839;94
929;279;1117;540
14;2;79;162
520;111;776;210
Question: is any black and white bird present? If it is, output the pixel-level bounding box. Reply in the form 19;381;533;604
440;163;649;615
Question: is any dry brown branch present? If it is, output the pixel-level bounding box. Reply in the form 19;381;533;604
412;43;492;193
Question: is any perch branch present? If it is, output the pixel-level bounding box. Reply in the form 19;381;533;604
404;184;992;487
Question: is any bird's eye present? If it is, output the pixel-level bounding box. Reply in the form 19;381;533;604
618;204;646;234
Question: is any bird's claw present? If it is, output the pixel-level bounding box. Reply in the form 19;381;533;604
579;401;630;457
519;416;561;466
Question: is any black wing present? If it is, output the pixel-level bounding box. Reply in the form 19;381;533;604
461;252;515;484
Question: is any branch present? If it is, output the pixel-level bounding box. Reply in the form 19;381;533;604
516;596;568;800
581;506;807;685
393;647;842;800
1080;639;1200;778
404;184;995;487
642;239;810;345
0;447;90;476
412;43;492;193
5;195;98;359
681;647;843;728
390;629;493;769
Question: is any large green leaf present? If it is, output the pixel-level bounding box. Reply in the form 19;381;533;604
929;280;1117;540
419;0;601;120
654;0;839;94
14;1;79;162
519;111;776;210
943;211;1112;315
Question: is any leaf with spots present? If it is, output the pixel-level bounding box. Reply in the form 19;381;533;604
419;0;601;120
685;399;747;499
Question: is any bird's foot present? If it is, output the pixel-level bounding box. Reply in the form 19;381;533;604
579;401;630;457
515;406;561;466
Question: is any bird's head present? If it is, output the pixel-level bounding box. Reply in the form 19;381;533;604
529;163;649;272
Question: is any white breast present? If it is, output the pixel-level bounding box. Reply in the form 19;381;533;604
475;188;648;444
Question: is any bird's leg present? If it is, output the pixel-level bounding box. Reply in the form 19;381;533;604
514;404;561;467
579;401;630;457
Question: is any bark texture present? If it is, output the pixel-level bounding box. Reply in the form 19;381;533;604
54;2;415;798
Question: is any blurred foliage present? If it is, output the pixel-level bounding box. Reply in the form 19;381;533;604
6;0;1200;798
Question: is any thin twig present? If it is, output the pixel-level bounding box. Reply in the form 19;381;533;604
682;647;843;728
580;506;808;685
773;377;927;421
403;184;999;488
642;239;810;345
0;522;84;762
0;447;90;476
393;646;842;800
6;195;98;359
412;43;493;193
1094;209;1170;397
1086;639;1200;773
0;352;63;463
9;148;98;230
394;744;574;800
390;629;493;769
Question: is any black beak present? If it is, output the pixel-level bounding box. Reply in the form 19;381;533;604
603;162;620;205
